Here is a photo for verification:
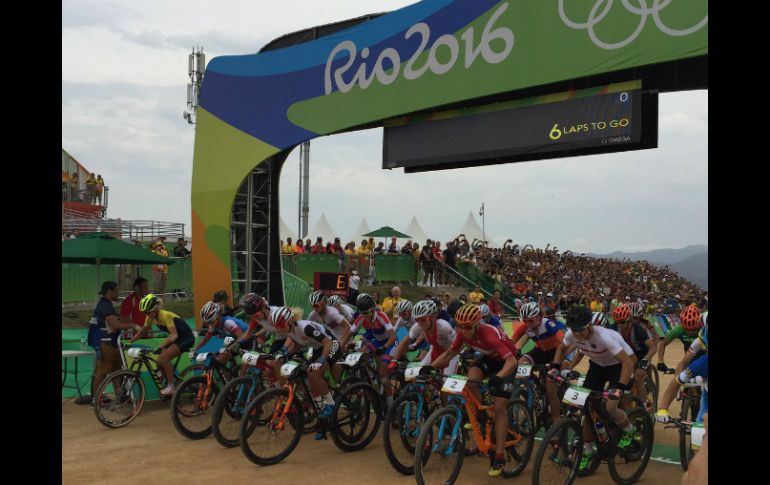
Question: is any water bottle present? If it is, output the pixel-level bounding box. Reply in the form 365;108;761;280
154;367;166;386
594;418;609;443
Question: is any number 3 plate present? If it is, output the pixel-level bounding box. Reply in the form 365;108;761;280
516;365;533;378
405;363;423;381
280;361;300;377
562;385;591;407
441;375;468;394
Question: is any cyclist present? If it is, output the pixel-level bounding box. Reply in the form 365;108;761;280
348;293;398;408
392;299;428;357
480;303;502;329
430;304;519;477
229;293;283;379
612;303;656;403
308;290;352;344
631;301;662;341
191;301;249;366
510;301;564;426
657;304;704;374
389;299;459;375
131;294;196;397
656;313;708;424
549;304;639;471
327;294;354;322
271;306;342;439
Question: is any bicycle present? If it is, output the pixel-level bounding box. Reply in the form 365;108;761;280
93;337;205;429
530;374;654;485
413;371;535;485
667;378;703;470
338;346;404;419
238;352;382;465
511;363;572;437
169;346;242;439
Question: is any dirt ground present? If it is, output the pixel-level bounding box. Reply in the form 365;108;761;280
62;345;691;484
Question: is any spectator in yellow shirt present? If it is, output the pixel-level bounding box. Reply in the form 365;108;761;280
85;173;96;204
589;297;603;313
469;285;485;304
381;286;402;318
282;237;297;254
151;238;170;294
357;239;371;255
95;175;105;205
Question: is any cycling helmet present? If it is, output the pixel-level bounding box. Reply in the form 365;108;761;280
239;293;267;314
611;303;631;323
566;304;592;330
309;290;327;306
680;305;702;332
413;300;437;319
630;302;644;318
455;304;482;329
479;303;490;318
447;299;463;319
200;300;221;324
356;293;376;313
395;299;413;315
139;294;160;313
271;306;294;330
591;312;609;327
327;295;342;306
519;301;541;320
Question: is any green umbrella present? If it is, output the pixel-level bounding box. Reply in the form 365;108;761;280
62;232;177;298
362;226;412;238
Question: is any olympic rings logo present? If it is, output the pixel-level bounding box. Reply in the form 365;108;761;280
558;0;708;50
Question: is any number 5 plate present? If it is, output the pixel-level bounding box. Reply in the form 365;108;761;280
562;385;591;408
441;375;468;394
242;352;262;366
405;363;423;381
516;365;533;378
280;361;300;377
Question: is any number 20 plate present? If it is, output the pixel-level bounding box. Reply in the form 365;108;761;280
516;365;533;378
442;375;468;394
562;385;591;408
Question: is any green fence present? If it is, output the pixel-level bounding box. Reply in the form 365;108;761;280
455;261;518;313
282;254;416;285
282;270;313;316
374;254;416;282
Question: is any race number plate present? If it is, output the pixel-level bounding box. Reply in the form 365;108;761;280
405;363;423;381
441;375;468;394
242;352;262;366
516;365;532;378
280;361;300;377
344;352;363;365
576;376;586;387
562;385;591;408
223;336;235;346
195;353;210;362
354;340;363;351
691;422;705;447
127;348;142;357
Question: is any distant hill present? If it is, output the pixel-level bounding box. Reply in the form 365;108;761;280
587;245;707;265
587;245;708;290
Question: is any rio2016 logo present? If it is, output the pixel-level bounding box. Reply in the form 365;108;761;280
324;2;514;95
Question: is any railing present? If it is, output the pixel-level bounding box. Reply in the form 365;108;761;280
61;185;109;208
61;218;186;241
435;259;519;317
281;253;418;285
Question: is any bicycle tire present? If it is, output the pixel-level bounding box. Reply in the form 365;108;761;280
211;375;263;448
177;363;207;382
678;396;695;471
608;407;654;485
531;417;582;485
239;387;304;466
170;376;219;440
330;382;382;452
502;399;535;477
383;391;428;475
414;405;465;485
93;370;146;428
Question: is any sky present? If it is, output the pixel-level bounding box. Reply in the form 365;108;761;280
62;0;707;255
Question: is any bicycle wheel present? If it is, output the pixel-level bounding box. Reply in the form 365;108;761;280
649;366;659;400
293;385;318;434
414;406;464;485
170;376;219;440
678;396;697;471
531;417;582;485
211;375;263;448
502;399;535;477
641;376;657;418
239;387;304;466
94;370;145;428
330;382;382;452
383;392;429;475
177;363;207;381
608;407;654;484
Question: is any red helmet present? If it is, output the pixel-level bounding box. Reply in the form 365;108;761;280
612;304;631;323
680;305;703;332
271;306;294;330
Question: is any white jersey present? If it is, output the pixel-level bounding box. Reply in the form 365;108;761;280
409;319;456;351
253;305;286;341
308;305;349;340
335;303;355;322
395;315;417;332
563;326;633;367
288;320;335;349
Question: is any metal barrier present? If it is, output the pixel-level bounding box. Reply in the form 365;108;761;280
280;253;416;285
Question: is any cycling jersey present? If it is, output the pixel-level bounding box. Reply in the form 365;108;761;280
248;305;287;341
350;310;394;342
688;334;707;354
510;317;564;351
483;316;502;329
562;326;633;367
450;323;517;361
203;316;248;339
409;319;455;361
665;324;699;350
308;305;348;340
335;304;354;322
619;321;651;354
287;320;336;349
144;310;193;338
394;315;417;331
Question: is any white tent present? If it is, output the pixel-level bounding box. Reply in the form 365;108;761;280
309;212;337;243
279;215;297;243
455;212;485;244
348;218;371;244
405;216;429;245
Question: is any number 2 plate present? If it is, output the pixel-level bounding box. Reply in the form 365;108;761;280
242;352;262;366
280;361;300;377
405;364;423;380
516;365;532;378
562;385;591;408
441;375;468;394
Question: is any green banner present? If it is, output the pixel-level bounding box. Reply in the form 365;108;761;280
294;254;340;285
374;254;416;283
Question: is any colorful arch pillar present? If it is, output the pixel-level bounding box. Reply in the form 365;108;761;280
191;0;707;327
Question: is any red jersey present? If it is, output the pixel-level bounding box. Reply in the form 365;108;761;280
120;293;145;325
450;323;517;360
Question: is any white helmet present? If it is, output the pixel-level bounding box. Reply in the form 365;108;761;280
479;303;490;317
200;300;221;324
412;300;437;319
519;302;540;319
327;295;342;306
395;299;413;314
